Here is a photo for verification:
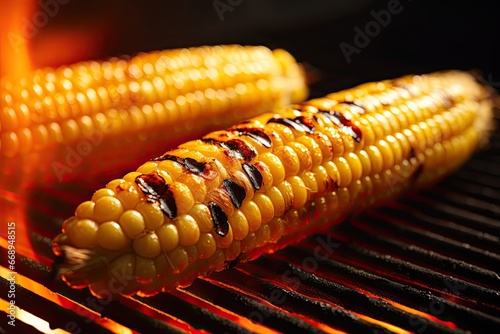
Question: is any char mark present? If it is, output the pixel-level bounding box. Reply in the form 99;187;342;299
223;179;246;208
242;163;263;190
208;202;229;237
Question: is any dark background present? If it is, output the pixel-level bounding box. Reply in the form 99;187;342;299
28;0;500;97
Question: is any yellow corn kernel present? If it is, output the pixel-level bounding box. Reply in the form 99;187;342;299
53;70;493;298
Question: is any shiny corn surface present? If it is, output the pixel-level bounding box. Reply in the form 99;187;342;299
0;45;307;183
52;70;493;298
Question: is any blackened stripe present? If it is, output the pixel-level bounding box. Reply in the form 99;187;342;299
183;157;206;174
135;172;168;196
209;202;229;237
223;179;246;208
235;128;272;148
318;110;362;143
158;189;177;219
267;117;307;132
293;116;315;133
201;138;219;144
220;139;257;162
242;163;263;190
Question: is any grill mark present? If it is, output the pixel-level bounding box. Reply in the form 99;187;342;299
153;154;208;175
235;128;272;148
158;189;177;219
242;163;263;190
135;171;168;196
293;116;315;133
267;117;314;134
220;139;257;162
209;202;229;237
409;147;416;160
318;110;362;143
135;172;177;219
223;179;246;208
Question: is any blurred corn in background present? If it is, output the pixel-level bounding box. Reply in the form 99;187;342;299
0;45;307;188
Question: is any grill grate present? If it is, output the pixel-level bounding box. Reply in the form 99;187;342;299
1;132;499;333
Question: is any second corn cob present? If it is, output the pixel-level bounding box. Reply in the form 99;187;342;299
0;45;307;185
52;70;493;298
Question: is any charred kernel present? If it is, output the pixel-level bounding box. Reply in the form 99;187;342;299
277;180;294;212
220;139;257;161
97;221;129;250
208;202;229;237
176;173;207;202
75;201;94;220
169;182;194;215
119;210;145;239
135;257;156;284
240;200;262;232
197;233;217;259
189;204;213;233
267;116;307;132
212;224;233;249
175;214;200;246
266;186;286;217
253;193;274;224
242;163;263;190
93;196;124;223
287;176;307;209
229;210;249;241
135;171;167;196
67;219;98;248
166;246;189;274
257;152;284;186
156;224;179;253
223;179;246;208
91;188;114;202
136;201;164;230
268;217;285;243
133;233;161;258
274;145;300;177
235;127;272;148
157;187;176;219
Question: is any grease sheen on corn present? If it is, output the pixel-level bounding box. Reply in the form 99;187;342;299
0;45;307;183
52;70;493;298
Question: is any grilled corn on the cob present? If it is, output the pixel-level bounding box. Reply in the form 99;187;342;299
52;70;494;298
0;45;307;184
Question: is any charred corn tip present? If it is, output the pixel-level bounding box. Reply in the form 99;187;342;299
52;70;494;298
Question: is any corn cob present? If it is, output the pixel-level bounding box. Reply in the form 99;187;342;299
0;45;307;184
52;70;493;298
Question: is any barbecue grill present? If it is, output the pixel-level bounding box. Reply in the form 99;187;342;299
1;1;500;333
1;121;499;333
